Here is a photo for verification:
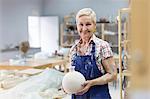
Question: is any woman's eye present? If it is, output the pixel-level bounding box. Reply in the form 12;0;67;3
78;23;91;26
86;23;91;26
79;24;83;26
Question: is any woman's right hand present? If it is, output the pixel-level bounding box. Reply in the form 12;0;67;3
75;80;93;95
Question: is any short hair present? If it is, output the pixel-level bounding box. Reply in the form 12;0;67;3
76;8;96;24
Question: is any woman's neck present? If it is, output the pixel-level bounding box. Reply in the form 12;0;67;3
82;40;89;45
81;36;92;45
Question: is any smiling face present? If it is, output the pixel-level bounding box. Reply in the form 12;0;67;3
77;15;96;42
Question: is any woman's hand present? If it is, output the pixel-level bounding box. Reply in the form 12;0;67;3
75;80;93;95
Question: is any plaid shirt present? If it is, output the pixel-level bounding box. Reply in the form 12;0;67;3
70;34;113;74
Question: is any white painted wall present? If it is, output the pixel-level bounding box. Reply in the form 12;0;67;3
0;0;43;49
0;0;2;61
43;0;128;23
0;0;2;49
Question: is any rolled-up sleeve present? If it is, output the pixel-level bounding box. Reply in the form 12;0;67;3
100;42;113;60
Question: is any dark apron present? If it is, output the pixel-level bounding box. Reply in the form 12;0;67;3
71;41;111;99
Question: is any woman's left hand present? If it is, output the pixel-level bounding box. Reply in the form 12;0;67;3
75;80;93;95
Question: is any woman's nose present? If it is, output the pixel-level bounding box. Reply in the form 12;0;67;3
82;25;88;31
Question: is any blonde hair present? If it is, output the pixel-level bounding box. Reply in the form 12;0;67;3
76;8;96;24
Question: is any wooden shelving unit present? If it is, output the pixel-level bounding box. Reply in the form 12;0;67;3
100;23;118;54
118;7;131;99
60;23;79;48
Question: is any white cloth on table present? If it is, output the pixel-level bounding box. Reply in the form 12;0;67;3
0;68;64;99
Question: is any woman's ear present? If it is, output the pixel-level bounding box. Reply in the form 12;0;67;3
92;25;96;33
92;28;96;33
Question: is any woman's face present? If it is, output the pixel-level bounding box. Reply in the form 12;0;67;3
77;15;96;41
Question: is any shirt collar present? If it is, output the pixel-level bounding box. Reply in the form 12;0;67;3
76;34;97;45
70;34;97;53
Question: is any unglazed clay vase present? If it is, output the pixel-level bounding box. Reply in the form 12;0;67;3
62;66;85;94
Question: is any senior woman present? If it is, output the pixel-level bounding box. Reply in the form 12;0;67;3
70;8;117;99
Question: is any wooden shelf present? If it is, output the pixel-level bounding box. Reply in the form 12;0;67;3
114;55;119;61
110;44;118;47
118;7;130;99
0;48;18;52
122;70;131;76
121;40;131;44
120;8;130;13
60;22;79;47
61;44;73;48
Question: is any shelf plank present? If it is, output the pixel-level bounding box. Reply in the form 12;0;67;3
110;45;118;47
121;40;131;44
122;70;131;76
120;8;130;13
